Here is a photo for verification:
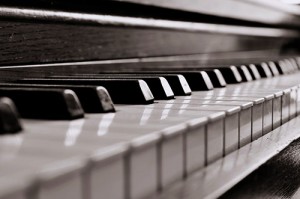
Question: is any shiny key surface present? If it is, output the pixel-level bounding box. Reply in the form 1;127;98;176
46;75;175;100
17;78;155;104
2;57;300;199
0;87;84;120
0;83;115;113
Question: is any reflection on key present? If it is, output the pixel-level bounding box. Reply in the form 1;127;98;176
64;119;85;146
140;107;154;125
97;113;115;136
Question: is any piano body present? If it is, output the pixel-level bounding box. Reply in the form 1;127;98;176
0;0;300;199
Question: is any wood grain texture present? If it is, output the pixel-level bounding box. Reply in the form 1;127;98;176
0;19;297;66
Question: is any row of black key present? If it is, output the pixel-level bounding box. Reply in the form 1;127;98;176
0;57;298;134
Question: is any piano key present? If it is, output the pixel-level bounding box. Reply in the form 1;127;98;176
4;107;206;199
193;89;277;134
295;57;300;69
0;88;84;120
247;64;261;80
184;117;208;175
158;98;249;154
282;89;291;124
172;71;214;91
103;104;228;181
203;69;227;88
278;60;290;74
255;62;273;78
261;94;274;134
267;61;280;76
188;93;266;143
274;60;284;74
97;71;214;91
22;106;209;186
56;104;223;190
191;96;257;146
88;73;192;96
273;91;283;129
0;125;150;199
217;66;242;84
0;177;31;199
161;74;192;96
48;75;175;100
162;74;192;96
1;60;300;199
0;97;22;134
285;59;297;72
289;86;298;119
237;65;253;82
128;102;238;162
17;78;154;104
121;104;227;166
289;58;299;71
157;116;300;199
0;156;87;199
0;83;115;113
297;85;300;115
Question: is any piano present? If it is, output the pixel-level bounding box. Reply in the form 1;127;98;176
0;0;300;199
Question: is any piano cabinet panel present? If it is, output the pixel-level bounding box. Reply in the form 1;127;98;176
0;19;295;66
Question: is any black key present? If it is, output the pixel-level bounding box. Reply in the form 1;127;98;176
247;64;261;80
274;61;284;74
92;73;192;96
94;71;212;91
267;61;280;76
0;88;84;120
255;63;272;78
203;69;226;87
160;74;191;96
17;79;154;104
217;66;242;84
0;83;115;113
237;65;253;82
49;75;174;100
0;97;22;134
173;71;213;91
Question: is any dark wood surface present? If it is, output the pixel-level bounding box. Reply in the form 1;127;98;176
1;0;300;28
0;18;296;67
221;138;300;199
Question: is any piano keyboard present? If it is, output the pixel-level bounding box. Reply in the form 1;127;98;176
1;58;300;199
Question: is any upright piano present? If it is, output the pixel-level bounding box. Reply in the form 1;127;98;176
0;0;300;199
